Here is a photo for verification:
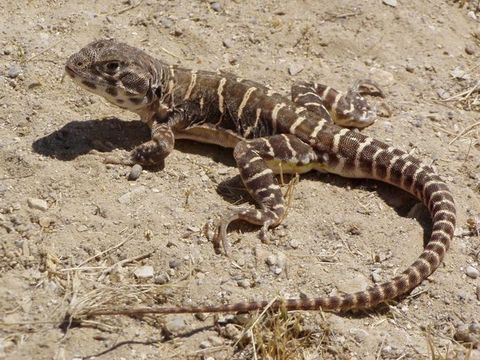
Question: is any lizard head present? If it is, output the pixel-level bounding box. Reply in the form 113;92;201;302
65;39;162;111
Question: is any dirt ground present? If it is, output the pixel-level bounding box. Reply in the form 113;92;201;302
1;0;480;359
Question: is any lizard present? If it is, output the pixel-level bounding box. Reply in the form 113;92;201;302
64;39;456;314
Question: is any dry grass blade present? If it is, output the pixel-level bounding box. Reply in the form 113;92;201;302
426;331;474;360
448;120;480;145
233;299;330;359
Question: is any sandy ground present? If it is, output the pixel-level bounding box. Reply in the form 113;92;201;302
1;0;480;359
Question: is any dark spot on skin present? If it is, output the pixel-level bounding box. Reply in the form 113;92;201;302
106;87;118;97
129;97;143;105
82;80;97;89
106;77;117;86
116;99;125;104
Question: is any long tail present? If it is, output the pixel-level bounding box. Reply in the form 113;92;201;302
87;129;455;316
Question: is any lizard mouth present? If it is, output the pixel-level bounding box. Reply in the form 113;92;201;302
64;65;76;78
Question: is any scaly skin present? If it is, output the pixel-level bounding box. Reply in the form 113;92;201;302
64;39;456;314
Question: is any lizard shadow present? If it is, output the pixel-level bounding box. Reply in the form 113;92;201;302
216;171;432;247
31;117;235;167
32;117;432;247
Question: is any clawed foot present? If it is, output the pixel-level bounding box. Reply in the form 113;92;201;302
89;140;167;168
212;207;277;256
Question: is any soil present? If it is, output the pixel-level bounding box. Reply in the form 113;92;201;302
1;0;480;359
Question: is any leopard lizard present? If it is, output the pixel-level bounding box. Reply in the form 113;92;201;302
64;39;456;314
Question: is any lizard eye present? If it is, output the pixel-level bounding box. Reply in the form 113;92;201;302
105;61;120;73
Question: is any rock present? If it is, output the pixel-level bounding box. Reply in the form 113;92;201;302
450;67;469;80
288;63;304;76
38;216;55;228
276;251;287;270
454;323;477;345
349;328;369;343
383;0;397;7
208;335;224;346
160;18;173;28
266;254;277;266
199;340;211;349
237;279;251;288
371;269;382;283
117;186;147;204
8;64;21;78
476;284;480;301
466;265;480;279
27;198;48;211
224;323;241;340
405;64;415;73
210;2;222;12
134;265;154;279
169;259;180;269
128;164;143;181
164;317;187;334
222;38;233;48
195;312;208;321
289;239;299;249
154;272;170;284
465;45;476;55
436;88;450;100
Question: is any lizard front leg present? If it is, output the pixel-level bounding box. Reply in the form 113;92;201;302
99;121;175;167
214;134;320;254
130;121;175;167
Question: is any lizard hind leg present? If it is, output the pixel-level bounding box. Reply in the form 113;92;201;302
214;134;319;254
291;80;383;129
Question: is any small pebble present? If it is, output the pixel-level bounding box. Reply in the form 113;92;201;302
436;88;450;100
128;164;143;181
466;265;480;279
210;2;222;12
224;323;241;340
154;273;170;284
288;63;304;76
169;259;181;269
349;328;369;343
160;18;173;28
8;64;21;78
195;312;208;321
405;64;415;73
465;45;476;55
289;239;299;249
208;335;224;346
200;340;211;349
383;0;397;7
134;265;154;279
164;317;187;334
222;39;233;48
237;279;251;288
371;269;382;283
266;254;277;266
38;216;55;228
117;186;147;204
27;198;48;211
